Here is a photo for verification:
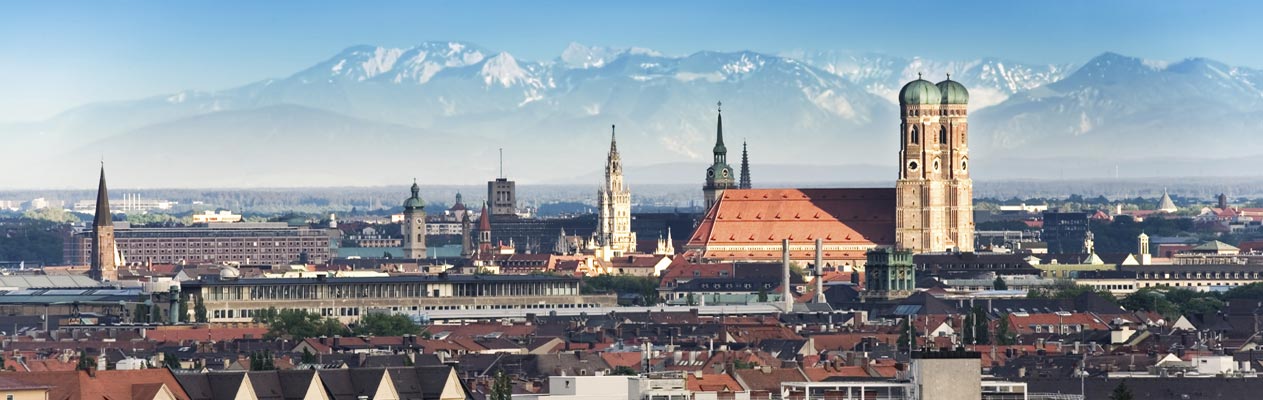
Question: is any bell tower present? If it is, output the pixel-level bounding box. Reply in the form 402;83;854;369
895;74;973;253
703;102;736;210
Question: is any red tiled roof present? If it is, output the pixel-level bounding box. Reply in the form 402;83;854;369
10;370;190;400
146;326;269;342
687;188;895;261
803;366;871;381
686;373;744;392
600;352;643;369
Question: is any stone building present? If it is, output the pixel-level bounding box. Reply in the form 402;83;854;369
595;125;636;258
895;74;975;253
702;103;736;211
401;181;427;259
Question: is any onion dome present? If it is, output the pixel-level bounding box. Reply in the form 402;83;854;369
936;74;969;104
403;181;425;209
899;74;942;105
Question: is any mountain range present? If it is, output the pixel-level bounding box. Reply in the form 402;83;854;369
3;42;1262;189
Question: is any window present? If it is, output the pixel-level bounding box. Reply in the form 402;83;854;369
939;127;947;144
911;126;919;144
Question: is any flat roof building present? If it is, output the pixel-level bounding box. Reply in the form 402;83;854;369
66;222;335;267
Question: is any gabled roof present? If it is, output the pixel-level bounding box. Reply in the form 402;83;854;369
1190;240;1239;252
687;188;895;261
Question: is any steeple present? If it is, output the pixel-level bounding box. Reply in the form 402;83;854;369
606;125;622;177
94;164;112;227
739;140;751;189
713;102;727;163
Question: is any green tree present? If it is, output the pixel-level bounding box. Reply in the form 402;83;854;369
581;275;659;306
897;318;915;351
1110;381;1134;400
259;308;348;340
994;313;1017;345
352;313;421;337
134;303;150;323
178;293;190;323
993;277;1008;291
164;352;181;369
611;366;637;375
962;306;991;345
194;296;208;323
490;370;512;400
301;348;317;364
77;350;95;371
757;289;769;303
1224;282;1263;300
687;293;696;306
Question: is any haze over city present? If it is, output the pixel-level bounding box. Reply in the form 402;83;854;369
3;3;1263;400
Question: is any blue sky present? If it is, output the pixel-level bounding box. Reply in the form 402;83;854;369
1;0;1259;122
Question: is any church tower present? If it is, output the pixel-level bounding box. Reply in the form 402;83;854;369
597;125;636;256
894;74;974;253
90;164;118;282
401;180;427;259
739;140;752;189
703;102;736;210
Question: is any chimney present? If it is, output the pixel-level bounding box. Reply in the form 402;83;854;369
814;238;825;303
97;354;107;371
782;239;792;313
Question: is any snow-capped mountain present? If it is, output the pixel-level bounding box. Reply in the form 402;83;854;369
3;43;1261;188
970;52;1263;159
787;50;1074;109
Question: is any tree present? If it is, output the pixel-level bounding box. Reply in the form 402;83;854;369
994;314;1017;345
611;366;637;375
1224;282;1263;300
993;276;1008;291
352;313;421;337
1110;381;1134;400
757;289;769;303
194;296;207;323
164;352;181;370
178;293;190;323
897;318;915;351
687;293;696;306
301;348;317;364
77;350;95;371
490;370;512;400
259;308;348;340
962;306;991;345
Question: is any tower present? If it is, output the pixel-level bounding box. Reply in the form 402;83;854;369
401;180;427;259
894;74;974;253
703;102;736;210
488;150;517;216
460;212;473;258
90;164;118;282
739;140;752;189
477;202;492;255
862;248;915;299
596;125;636;256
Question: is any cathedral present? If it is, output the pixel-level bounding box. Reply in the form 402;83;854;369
594;125;636;259
686;76;975;269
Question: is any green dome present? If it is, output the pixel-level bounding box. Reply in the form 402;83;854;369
899;77;942;105
936;78;969;104
403;182;425;209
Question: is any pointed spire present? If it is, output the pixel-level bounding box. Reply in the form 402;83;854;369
94;163;112;227
739;140;752;189
479;201;492;232
610;124;617;152
714;101;726;152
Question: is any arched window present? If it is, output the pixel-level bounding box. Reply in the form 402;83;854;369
939;126;947;144
911;126;919;144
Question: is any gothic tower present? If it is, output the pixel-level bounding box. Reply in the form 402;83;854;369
90;164;118;282
401;180;427;259
597;125;636;256
703;102;736;210
477;202;492;255
894;74;974;253
460;212;473;258
739;140;752;189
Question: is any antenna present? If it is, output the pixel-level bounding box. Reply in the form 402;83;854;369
498;148;504;179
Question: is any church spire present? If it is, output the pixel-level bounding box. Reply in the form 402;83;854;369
739;140;751;189
713;102;726;163
94;163;112;227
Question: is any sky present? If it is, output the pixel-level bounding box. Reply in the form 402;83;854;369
1;0;1260;122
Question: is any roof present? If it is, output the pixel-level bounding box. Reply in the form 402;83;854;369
733;367;808;391
687;188;895;261
1157;190;1178;212
0;275;104;289
1190;240;1239;252
13;370;190;400
686;373;744;392
95;165;112;227
183;273;577;288
899;77;941;105
936;78;969;104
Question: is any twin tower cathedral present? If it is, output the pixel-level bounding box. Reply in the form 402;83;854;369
693;75;974;259
895;74;974;253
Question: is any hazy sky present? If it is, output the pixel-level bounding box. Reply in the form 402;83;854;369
2;0;1259;122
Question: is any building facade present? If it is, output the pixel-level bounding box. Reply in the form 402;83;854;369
895;75;974;253
402;181;427;259
596;125;636;257
182;274;617;323
488;178;517;216
702;103;736;211
67;222;334;266
1043;211;1091;254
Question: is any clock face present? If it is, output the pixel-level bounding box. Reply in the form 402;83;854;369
932;159;940;172
707;168;714;177
722;169;729;178
961;158;968;171
907;160;919;171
